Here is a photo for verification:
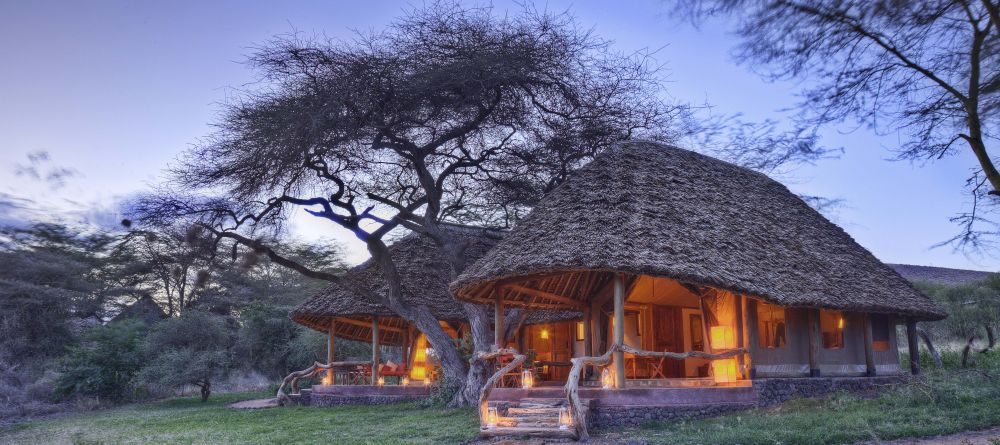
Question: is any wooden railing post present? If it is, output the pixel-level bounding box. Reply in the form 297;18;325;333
612;273;626;389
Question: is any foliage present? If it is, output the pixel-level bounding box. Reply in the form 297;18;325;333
0;394;479;444
0;223;117;363
915;275;1000;341
56;321;147;402
140;311;231;402
679;0;1000;251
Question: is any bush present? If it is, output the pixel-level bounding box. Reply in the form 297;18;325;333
140;311;231;402
233;303;301;379
56;320;146;402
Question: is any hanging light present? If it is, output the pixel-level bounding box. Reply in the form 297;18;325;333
558;407;573;430
521;369;534;389
601;368;614;389
710;326;736;349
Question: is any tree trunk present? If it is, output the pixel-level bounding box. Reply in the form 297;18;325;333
200;380;211;402
453;303;493;407
916;328;942;368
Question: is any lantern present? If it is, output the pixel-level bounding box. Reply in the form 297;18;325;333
601;367;614;389
540;328;550;339
710;326;736;350
521;369;534;389
712;358;738;383
558;407;573;430
485;407;499;429
838;317;845;329
423;377;431;386
402;377;410;386
377;376;385;386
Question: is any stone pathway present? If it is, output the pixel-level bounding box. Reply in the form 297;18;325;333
853;427;1000;445
227;398;279;409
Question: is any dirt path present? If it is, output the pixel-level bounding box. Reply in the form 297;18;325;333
852;427;1000;445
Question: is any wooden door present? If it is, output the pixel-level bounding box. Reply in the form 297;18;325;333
652;305;684;378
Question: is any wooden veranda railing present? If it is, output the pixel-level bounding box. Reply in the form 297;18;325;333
276;360;371;406
473;348;526;425
564;344;746;441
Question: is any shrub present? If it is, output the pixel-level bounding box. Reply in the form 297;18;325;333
56;320;146;402
139;311;231;402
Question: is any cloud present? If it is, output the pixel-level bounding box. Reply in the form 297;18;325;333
13;150;80;190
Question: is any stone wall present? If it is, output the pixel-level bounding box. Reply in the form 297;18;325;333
591;376;907;428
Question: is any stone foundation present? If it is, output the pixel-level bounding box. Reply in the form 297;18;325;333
591;375;907;428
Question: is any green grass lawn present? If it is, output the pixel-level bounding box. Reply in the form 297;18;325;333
0;393;479;445
3;353;998;445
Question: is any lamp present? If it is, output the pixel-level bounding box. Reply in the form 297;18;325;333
485;407;499;429
712;358;738;383
601;368;614;389
521;369;534;389
710;326;736;349
423;377;431;386
377;376;385;386
411;365;426;380
540;328;549;340
838;317;845;329
402;377;410;386
558;407;573;430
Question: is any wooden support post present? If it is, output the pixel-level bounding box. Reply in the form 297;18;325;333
906;319;920;375
583;307;593;379
371;316;380;385
863;314;876;377
327;318;336;383
403;323;412;371
808;309;821;377
494;286;505;350
745;299;759;379
734;294;746;379
613;273;626;389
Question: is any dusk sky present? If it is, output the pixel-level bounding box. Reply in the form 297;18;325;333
0;0;993;270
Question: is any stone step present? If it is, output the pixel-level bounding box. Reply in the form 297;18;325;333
517;398;567;408
480;426;576;439
507;407;562;416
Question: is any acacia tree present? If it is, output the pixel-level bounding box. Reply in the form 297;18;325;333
132;3;826;406
131;3;684;406
679;0;1000;249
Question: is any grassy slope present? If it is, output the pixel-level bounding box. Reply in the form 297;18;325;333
2;353;997;445
0;393;478;445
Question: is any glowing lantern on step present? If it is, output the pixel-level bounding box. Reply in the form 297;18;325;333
377;377;385;386
401;377;410;386
559;407;573;430
710;326;736;350
521;370;535;389
712;358;738;383
423;377;431;386
601;368;614;389
485;407;499;429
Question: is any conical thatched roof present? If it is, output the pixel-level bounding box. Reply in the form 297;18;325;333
452;141;946;320
291;224;580;344
112;294;168;325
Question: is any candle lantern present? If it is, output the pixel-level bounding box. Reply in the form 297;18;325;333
521;369;534;389
601;367;614;389
485;407;499;429
558;407;573;430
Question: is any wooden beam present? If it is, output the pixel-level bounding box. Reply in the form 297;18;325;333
334;317;404;334
496;299;583;311
494;271;579;288
371;316;380;384
505;284;586;309
734;294;746;379
583;306;593;379
327;318;336;382
494;284;504;350
613;273;626;389
808;309;821;377
745;298;759;379
863;314;876;376
906;318;920;375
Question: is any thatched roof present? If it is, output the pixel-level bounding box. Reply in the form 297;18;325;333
291;224;580;345
452;141;946;320
112;295;167;325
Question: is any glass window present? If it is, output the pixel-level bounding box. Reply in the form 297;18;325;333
757;302;786;349
820;310;845;349
871;314;891;351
